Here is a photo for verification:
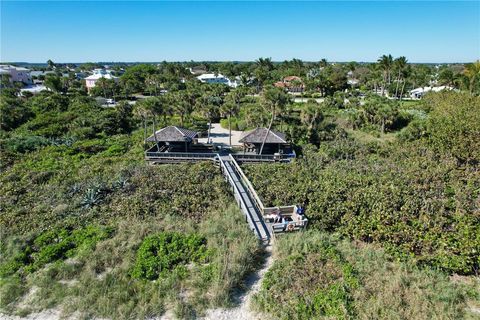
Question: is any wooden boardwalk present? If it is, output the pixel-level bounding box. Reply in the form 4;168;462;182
219;155;270;242
144;151;307;242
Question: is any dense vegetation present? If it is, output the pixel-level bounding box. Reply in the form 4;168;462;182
0;88;261;317
244;92;480;275
1;58;479;318
253;232;479;319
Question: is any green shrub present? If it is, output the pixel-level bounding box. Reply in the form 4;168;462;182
131;232;211;280
0;226;113;276
1;136;51;154
253;232;477;320
101;143;128;157
253;232;358;320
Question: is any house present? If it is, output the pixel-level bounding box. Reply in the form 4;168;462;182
274;76;304;93
30;70;55;78
409;86;453;99
20;85;47;95
0;65;32;85
196;73;238;88
239;127;292;155
189;66;207;75
347;71;359;86
146;126;200;153
85;69;118;93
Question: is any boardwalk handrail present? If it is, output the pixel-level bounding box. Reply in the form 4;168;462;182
218;156;268;241
146;152;217;159
228;154;266;212
233;154;275;161
232;152;296;162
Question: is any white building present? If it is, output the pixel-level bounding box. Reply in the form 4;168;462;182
409;86;453;99
0;65;32;85
85;69;118;93
196;73;238;88
20;85;48;95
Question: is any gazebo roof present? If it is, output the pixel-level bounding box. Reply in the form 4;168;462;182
239;128;287;144
146;126;198;142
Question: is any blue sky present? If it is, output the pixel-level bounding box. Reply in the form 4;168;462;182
1;1;479;63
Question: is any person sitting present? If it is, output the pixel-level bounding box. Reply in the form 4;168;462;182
273;208;282;223
296;205;305;216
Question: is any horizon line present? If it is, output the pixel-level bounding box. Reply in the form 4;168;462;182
2;59;477;65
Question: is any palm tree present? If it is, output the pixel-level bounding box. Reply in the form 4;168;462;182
259;86;290;154
254;57;274;90
300;102;323;141
47;59;55;70
377;54;394;96
145;74;163;96
139;97;166;151
399;66;411;101
438;68;455;87
463;60;480;94
173;92;193;127
393;56;408;98
255;57;274;71
224;88;246;146
197;94;221;144
133;102;149;149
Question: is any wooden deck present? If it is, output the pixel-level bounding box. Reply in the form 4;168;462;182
145;149;296;164
144;148;307;241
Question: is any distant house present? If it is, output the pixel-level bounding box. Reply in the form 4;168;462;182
274;76;304;93
409;86;453;99
20;85;47;95
347;71;359;86
85;69;118;93
239;127;292;155
0;65;32;86
30;70;55;79
196;73;238;88
146;126;199;152
189;66;207;75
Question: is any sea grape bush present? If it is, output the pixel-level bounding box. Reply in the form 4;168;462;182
131;232;211;280
244;140;480;275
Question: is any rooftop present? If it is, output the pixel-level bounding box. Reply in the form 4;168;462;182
146;126;198;142
197;73;228;80
85;73;118;80
239;128;287;144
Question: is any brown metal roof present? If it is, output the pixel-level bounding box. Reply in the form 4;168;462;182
239;128;287;144
146;126;198;142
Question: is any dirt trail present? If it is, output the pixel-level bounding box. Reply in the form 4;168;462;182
201;245;274;320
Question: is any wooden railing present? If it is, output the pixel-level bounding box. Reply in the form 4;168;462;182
228;154;266;212
145;152;217;160
218;156;269;241
232;152;296;162
145;149;296;163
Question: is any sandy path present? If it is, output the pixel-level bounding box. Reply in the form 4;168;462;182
198;123;243;147
0;310;63;320
201;245;274;320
